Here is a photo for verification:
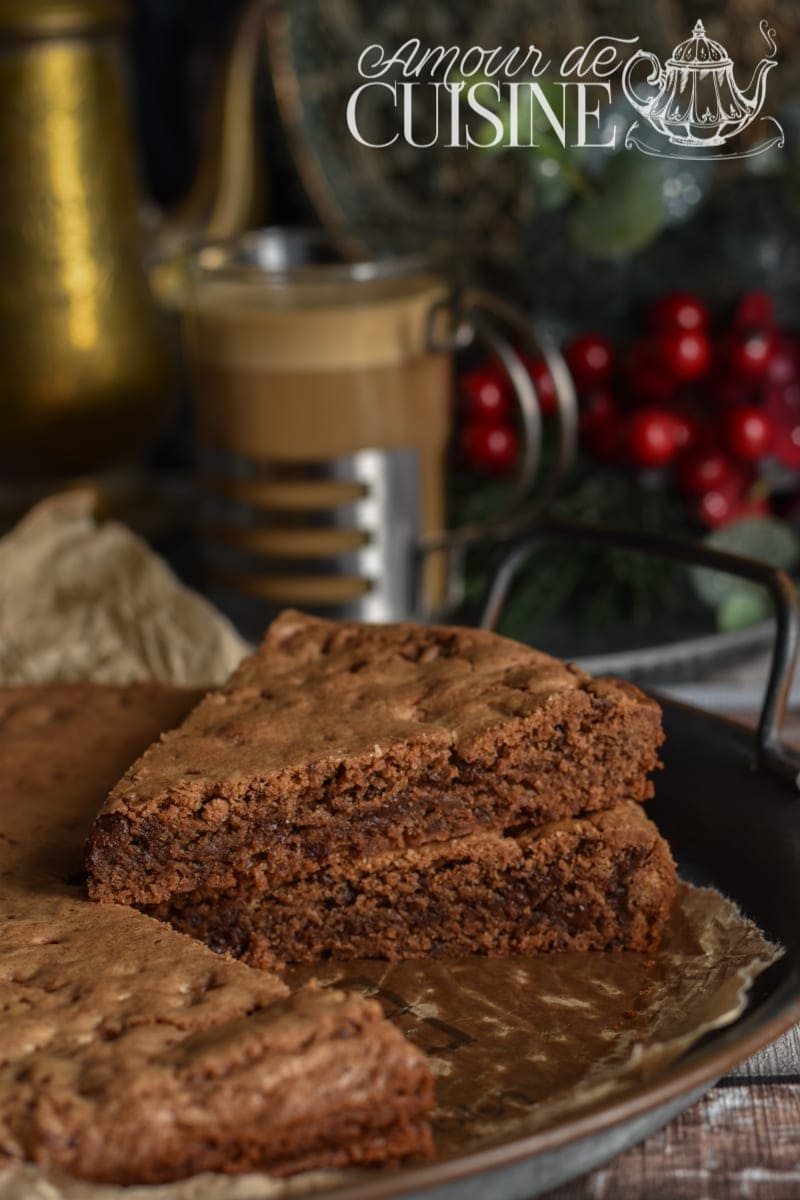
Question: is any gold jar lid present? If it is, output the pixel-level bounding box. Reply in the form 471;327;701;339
0;0;128;37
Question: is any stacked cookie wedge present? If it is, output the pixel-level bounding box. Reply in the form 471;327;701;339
87;610;677;967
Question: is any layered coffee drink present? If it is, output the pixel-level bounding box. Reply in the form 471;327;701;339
181;233;454;623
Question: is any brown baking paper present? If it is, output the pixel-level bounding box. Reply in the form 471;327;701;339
0;490;248;687
0;495;783;1199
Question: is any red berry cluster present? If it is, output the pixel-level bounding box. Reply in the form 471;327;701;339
458;347;564;473
458;290;800;529
569;290;797;528
458;364;521;474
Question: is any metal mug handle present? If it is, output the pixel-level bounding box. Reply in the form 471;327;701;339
480;518;800;786
420;289;579;614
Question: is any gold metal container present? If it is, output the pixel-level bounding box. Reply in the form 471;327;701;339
0;0;169;473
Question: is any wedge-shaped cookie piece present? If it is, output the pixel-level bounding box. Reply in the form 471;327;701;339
87;611;664;906
0;685;433;1184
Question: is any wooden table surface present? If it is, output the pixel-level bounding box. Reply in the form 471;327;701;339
549;710;800;1200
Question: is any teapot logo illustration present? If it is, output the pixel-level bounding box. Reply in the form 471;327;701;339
623;18;784;159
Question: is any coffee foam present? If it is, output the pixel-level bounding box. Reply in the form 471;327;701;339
183;278;447;373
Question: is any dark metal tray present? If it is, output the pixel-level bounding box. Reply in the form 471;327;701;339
268;525;800;1200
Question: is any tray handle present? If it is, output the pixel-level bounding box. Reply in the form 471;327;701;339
480;519;800;786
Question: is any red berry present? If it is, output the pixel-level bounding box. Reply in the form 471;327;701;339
727;329;776;379
723;406;774;462
461;365;511;422
580;391;623;460
565;333;615;390
668;408;700;453
659;330;712;382
652;291;709;334
765;335;800;388
695;483;767;529
692;461;751;527
580;389;616;430
764;381;800;468
461;422;519;474
678;449;735;495
626;341;677;405
733;290;776;330
522;354;557;415
696;488;737;528
628;407;681;468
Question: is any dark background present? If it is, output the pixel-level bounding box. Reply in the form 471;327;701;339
131;0;307;220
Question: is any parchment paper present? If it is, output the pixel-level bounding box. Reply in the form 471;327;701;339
0;493;783;1199
0;490;248;686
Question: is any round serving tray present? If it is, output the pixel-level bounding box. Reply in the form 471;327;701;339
577;619;774;683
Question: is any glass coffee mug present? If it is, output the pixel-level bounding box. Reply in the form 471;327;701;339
178;229;577;631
